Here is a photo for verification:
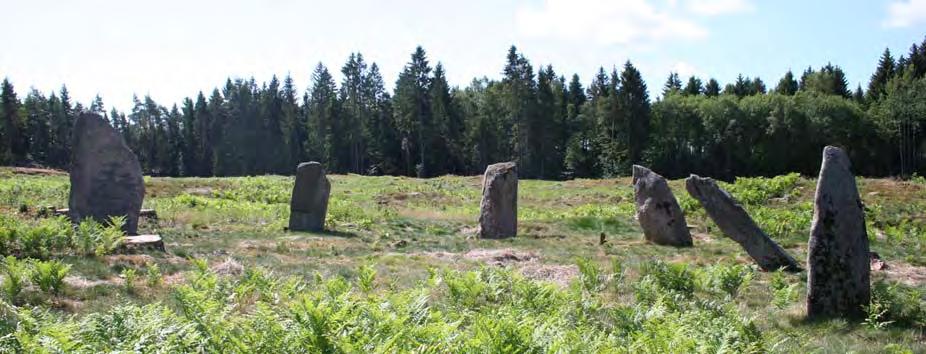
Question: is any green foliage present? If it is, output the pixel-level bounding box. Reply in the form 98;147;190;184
1;256;28;302
357;263;376;293
576;257;603;292
0;265;768;352
145;262;163;287
122;268;137;294
869;280;926;329
29;259;70;296
702;263;753;298
768;270;800;309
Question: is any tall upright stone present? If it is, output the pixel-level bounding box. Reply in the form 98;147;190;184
289;162;331;232
69;113;145;235
478;162;517;238
807;146;870;319
686;175;801;271
633;165;692;247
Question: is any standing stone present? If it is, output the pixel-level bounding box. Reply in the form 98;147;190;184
807;146;870;319
633;165;692;247
686;175;801;271
478;162;517;238
288;162;331;232
69;113;145;235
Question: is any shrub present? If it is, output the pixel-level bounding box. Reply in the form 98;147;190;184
145;263;163;287
122;268;138;294
702;263;753;298
29;260;71;296
869;280;926;330
1;256;28;302
576;257;603;292
640;260;695;297
357;263;376;293
768;269;799;309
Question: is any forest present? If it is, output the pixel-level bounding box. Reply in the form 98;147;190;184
1;36;925;180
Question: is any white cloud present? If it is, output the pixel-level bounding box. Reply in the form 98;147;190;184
885;0;926;28
516;0;708;46
685;0;754;16
671;61;703;78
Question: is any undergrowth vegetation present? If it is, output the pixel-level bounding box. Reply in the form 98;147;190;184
0;169;923;352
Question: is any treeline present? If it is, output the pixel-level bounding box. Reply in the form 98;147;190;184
1;37;926;179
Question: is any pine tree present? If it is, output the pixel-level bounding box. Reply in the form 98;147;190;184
683;76;703;96
207;89;226;175
774;70;799;95
618;61;650;172
704;78;721;97
501;46;539;178
0;79;25;163
752;77;767;94
23;89;51;164
868;48;895;102
306;63;340;172
180;97;198;176
429;62;463;175
281;74;304;170
363;63;400;175
339;54;369;174
663;72;682;96
394;46;433;177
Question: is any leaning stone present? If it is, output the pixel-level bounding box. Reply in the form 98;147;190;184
478;162;518;238
120;235;165;253
288;162;331;232
686;175;801;271
68;113;145;235
632;165;692;247
807;146;870;319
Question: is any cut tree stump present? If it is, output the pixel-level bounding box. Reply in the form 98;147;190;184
120;235;165;253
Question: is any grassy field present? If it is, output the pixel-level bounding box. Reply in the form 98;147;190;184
0;167;924;353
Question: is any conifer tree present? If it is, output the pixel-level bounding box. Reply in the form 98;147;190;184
393;47;432;177
868;48;895;102
774;70;799;95
683;76;703;96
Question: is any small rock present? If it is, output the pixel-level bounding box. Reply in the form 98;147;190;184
870;252;888;271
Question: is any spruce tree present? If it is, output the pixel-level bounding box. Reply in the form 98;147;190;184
683;76;703;96
0;79;24;163
774;70;799;95
704;78;721;97
662;72;682;96
618;61;650;171
867;48;895;102
393;47;432;177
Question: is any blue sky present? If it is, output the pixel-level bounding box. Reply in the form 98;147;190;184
0;0;924;111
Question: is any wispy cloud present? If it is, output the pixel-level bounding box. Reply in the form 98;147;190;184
516;0;708;46
884;0;926;28
684;0;754;16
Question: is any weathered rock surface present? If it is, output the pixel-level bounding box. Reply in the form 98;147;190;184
68;113;145;235
478;162;518;238
633;165;692;247
288;162;331;232
686;175;801;271
806;146;870;319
